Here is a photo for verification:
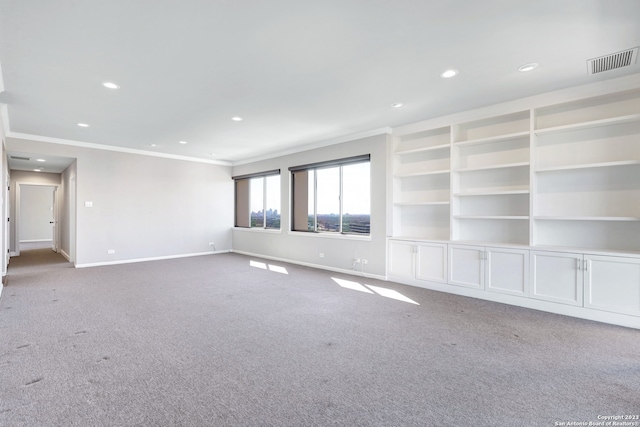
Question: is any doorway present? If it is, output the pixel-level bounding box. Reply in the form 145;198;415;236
15;184;58;256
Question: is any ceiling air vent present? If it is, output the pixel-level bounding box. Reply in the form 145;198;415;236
10;156;31;161
587;47;638;75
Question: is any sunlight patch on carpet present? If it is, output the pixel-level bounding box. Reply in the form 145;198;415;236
366;284;419;305
268;265;288;274
250;260;267;269
331;277;419;305
249;260;289;274
332;277;374;293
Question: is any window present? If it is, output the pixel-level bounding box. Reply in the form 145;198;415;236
234;170;280;229
290;155;370;235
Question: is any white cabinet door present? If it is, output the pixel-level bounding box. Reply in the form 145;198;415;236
388;240;415;278
416;243;448;283
531;251;583;306
449;244;485;289
584;255;640;317
486;247;529;297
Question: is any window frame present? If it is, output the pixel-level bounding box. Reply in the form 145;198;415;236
289;154;370;236
233;169;281;230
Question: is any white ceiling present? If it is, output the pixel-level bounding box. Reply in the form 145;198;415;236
1;0;639;167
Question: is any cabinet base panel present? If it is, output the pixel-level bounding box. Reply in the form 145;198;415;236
387;274;640;330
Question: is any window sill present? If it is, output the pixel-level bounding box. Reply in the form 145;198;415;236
287;231;371;241
233;227;282;234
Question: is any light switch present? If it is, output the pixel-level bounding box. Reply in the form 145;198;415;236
85;201;93;208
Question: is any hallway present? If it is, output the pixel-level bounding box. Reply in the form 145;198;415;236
7;247;73;278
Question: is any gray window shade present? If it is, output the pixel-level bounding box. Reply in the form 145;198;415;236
235;179;250;228
232;169;280;180
288;154;370;172
292;170;309;231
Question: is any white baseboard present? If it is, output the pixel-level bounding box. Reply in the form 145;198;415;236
9;252;18;257
60;249;71;262
75;250;231;269
231;250;387;281
19;239;53;243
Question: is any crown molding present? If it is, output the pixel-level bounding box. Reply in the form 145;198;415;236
0;104;9;139
6;132;232;166
232;126;392;166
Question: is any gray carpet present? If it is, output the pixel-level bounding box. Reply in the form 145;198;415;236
1;250;639;426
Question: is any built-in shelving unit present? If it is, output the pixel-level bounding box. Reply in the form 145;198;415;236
392;126;451;240
388;80;640;329
533;88;640;253
391;86;640;253
449;111;531;245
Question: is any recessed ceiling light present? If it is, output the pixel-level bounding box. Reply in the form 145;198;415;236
77;123;90;127
149;144;157;147
518;63;539;72
33;169;42;172
440;69;459;78
232;116;243;122
102;82;120;89
209;153;216;156
178;140;188;144
391;103;404;108
36;158;46;162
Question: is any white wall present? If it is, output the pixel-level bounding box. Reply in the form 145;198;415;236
59;161;77;261
19;185;54;242
0;106;6;277
231;133;390;278
6;138;234;266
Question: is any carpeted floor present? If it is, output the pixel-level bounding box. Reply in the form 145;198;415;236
1;250;639;426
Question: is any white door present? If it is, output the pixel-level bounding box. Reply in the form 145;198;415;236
416;242;448;283
584;255;640;317
530;251;583;306
486;247;529;297
449;244;485;289
388;240;415;278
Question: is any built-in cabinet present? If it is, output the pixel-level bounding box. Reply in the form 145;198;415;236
388;82;640;328
584;255;640;317
530;251;583;306
388;240;448;284
447;244;529;296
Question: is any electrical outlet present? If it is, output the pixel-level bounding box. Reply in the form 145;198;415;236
319;252;325;258
353;258;361;263
209;242;215;246
107;249;115;254
361;259;368;264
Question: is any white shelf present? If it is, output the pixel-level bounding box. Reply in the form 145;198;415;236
454;162;529;173
534;113;640;136
451;240;531;250
454;215;529;220
394;201;450;206
454;190;529;197
396;143;450;155
534;216;640;222
531;245;640;257
454;131;530;147
394;169;450;178
536;160;640;173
